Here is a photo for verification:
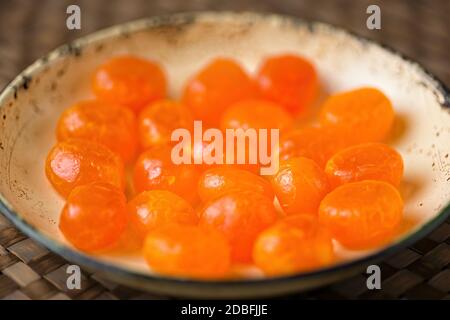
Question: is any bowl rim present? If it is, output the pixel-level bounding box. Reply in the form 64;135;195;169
0;11;449;289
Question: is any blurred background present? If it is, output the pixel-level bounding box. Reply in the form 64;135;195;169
0;0;448;89
0;0;449;300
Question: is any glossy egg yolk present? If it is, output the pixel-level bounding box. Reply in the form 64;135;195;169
133;144;200;205
56;99;137;163
325;142;404;188
59;182;128;252
182;58;256;127
199;190;278;263
143;224;231;279
253;214;334;276
46;139;124;197
92;55;166;113
138;99;193;149
271;157;329;215
319;87;395;143
319;180;403;249
127;190;197;238
198;167;274;202
256;54;319;115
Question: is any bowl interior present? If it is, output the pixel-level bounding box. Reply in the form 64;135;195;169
0;13;449;279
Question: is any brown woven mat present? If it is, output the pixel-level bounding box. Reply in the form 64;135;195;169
0;0;449;300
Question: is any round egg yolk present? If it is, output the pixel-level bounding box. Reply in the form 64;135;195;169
319;180;403;249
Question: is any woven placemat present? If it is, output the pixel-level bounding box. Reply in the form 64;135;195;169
0;0;449;300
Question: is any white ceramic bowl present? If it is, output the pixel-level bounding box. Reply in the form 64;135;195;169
0;12;449;298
